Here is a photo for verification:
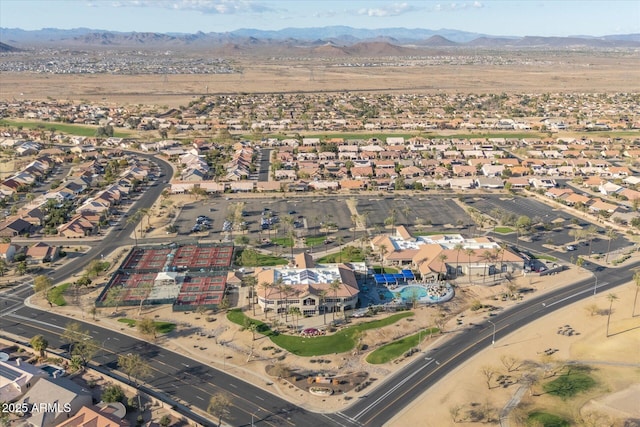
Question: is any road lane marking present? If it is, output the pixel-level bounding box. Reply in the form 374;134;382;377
332;411;363;426
353;359;434;420
324;413;359;427
7;313;65;330
546;283;608;308
360;278;625;424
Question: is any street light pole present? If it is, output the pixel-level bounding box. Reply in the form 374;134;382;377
593;275;598;296
487;320;496;346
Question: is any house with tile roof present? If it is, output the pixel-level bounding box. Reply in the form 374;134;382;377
55;405;129;427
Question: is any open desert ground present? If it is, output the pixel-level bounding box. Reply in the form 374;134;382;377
34;230;640;426
2;52;639;107
388;281;640;427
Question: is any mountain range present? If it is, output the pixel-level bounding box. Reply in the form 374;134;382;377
1;26;639;54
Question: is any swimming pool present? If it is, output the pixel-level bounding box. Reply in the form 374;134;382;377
397;285;428;302
40;365;65;377
392;283;454;304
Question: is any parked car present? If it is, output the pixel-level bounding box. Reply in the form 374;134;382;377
566;245;576;251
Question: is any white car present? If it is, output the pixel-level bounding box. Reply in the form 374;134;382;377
566;245;576;251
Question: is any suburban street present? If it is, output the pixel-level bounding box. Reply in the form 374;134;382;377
2;240;635;427
1;154;637;426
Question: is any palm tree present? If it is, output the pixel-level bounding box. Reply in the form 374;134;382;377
493;246;503;277
288;306;302;332
499;242;508;277
318;289;328;325
244;275;257;316
378;244;388;266
401;205;411;225
126;214;140;246
465;248;476;284
0;259;7;277
259;281;272;319
586;225;598;258
604;228;617;264
283;284;294;322
351;214;359;242
438;253;448;281
481;250;493;283
276;279;287;319
606;293;618;337
632;272;640;317
453;243;464;279
329;279;342;322
336;235;344;263
360;211;370;232
139;208;151;237
16;261;27;276
30;335;48;359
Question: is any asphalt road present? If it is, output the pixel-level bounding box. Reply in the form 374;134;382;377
329;260;637;426
2;174;637;427
2;258;635;427
257;148;271;182
0;291;333;427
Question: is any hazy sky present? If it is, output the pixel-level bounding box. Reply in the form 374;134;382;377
1;0;638;37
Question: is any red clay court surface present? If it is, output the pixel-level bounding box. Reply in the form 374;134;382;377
99;244;233;309
174;274;227;307
170;245;233;270
122;248;172;271
109;272;157;303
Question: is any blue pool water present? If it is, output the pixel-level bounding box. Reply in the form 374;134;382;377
40;365;65;377
397;285;429;302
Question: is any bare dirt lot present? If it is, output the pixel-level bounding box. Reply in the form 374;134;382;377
3;52;639;107
37;241;640;427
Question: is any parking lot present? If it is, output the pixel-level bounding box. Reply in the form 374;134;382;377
175;195;475;242
171;193;634;264
465;194;632;259
355;196;473;230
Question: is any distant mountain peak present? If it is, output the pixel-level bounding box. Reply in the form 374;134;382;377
0;26;638;52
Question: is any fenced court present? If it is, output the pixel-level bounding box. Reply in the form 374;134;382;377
96;243;234;311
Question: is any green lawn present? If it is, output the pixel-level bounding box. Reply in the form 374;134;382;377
272;237;294;247
235;248;288;266
317;246;365;263
0;119;131;138
304;235;327;247
227;309;414;356
532;254;558;262
494;226;515;234
117;318;176;334
303;132;418;141
527;411;570;427
254;131;551;141
372;266;399;273
366;327;439;364
542;366;596;399
412;231;447;236
49;283;71;306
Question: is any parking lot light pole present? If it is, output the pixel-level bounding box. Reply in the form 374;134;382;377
487;320;496;346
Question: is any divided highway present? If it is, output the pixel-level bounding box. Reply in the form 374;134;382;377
1;153;636;426
3;260;633;426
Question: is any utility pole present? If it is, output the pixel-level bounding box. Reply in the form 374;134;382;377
488;319;496;346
